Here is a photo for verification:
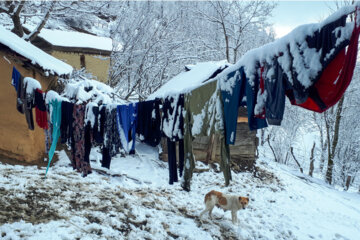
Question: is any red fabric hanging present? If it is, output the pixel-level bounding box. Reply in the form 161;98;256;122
297;11;360;113
255;66;266;119
35;89;48;129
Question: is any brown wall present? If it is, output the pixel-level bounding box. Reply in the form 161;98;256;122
51;51;110;83
0;50;55;163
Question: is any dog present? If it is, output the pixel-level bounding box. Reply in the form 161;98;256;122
199;190;249;224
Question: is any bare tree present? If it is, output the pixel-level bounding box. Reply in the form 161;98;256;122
194;0;276;63
0;1;109;42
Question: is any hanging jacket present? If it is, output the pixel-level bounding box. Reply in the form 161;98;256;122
183;80;231;191
221;67;268;145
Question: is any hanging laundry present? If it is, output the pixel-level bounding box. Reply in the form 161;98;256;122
136;99;162;147
91;105;103;144
162;94;185;184
220;70;244;145
116;103;138;154
83;121;93;177
254;66;266;119
245;69;268;131
221;67;268;145
283;11;360;112
45;98;62;177
16;76;24;114
102;105;122;169
17;77;37;130
60;101;74;145
83;102;99;176
11;66;21;92
44;104;52;154
183;80;231;191
72;104;86;173
34;89;48;129
264;58;286;126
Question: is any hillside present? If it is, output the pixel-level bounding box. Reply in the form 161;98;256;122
0;143;359;240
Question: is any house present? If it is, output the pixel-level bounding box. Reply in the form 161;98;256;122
148;61;258;171
28;27;113;83
0;25;73;164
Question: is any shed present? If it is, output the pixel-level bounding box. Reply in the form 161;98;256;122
0;25;73;164
148;61;258;171
27;27;113;83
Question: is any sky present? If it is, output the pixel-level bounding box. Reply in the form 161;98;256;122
270;1;339;38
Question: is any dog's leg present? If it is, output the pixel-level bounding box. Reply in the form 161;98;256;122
208;206;214;219
199;208;208;218
231;210;239;224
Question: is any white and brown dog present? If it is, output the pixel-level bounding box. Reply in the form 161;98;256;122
199;190;249;224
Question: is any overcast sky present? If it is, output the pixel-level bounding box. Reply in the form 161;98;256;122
270;1;337;38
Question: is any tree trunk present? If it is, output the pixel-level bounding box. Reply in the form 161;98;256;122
26;1;56;42
309;142;316;177
325;96;345;184
290;147;303;173
345;176;351;191
11;1;26;38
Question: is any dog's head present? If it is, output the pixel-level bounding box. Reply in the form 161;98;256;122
238;196;249;209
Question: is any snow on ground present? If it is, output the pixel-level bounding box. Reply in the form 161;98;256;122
1;142;360;240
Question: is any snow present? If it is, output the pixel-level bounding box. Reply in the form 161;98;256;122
147;60;230;100
62;78;125;105
218;4;358;93
0;25;73;76
1;142;360;240
24;25;114;52
23;77;41;94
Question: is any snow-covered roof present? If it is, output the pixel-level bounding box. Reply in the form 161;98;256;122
147;60;230;100
0;25;73;76
34;27;113;52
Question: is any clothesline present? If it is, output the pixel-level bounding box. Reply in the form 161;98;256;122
10;5;360;191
